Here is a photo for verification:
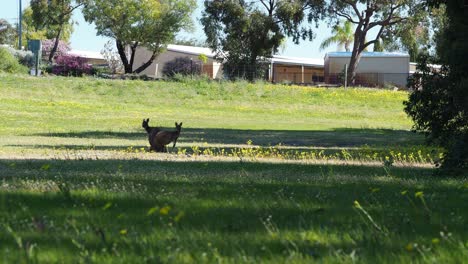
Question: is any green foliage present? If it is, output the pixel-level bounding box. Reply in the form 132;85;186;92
404;1;468;175
29;1;79;62
201;0;324;81
173;37;208;47
162;56;202;78
3;46;35;68
380;4;446;62
320;20;354;52
0;19;17;46
80;0;196;74
328;0;423;84
0;47;28;73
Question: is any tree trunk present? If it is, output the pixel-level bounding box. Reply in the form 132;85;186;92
48;26;63;63
133;52;157;74
347;30;365;86
116;40;132;73
347;49;363;86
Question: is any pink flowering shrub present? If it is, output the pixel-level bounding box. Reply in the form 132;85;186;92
52;55;91;77
41;39;71;60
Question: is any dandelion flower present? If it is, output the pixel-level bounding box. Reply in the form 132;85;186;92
120;229;127;235
432;238;440;244
405;243;414;252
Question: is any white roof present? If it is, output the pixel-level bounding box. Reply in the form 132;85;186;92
67;50;105;60
166;45;323;66
271;55;323;67
167;44;216;58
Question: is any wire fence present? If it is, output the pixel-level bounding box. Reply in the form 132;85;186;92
145;60;411;88
326;73;410;88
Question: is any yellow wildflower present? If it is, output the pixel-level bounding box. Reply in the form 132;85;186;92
160;206;171;215
405;243;414;252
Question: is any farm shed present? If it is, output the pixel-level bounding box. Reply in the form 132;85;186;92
130;45;223;79
270;56;324;84
324;52;410;87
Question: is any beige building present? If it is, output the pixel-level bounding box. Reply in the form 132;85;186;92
324;52;410;87
130;45;223;79
270;56;324;84
67;50;107;65
131;44;326;83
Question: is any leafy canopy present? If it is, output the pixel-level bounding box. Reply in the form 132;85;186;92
201;0;324;81
319;20;354;52
81;0;195;73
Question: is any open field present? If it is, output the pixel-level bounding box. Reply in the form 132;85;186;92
0;74;466;263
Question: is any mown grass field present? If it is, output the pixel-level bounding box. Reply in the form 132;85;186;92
0;73;467;263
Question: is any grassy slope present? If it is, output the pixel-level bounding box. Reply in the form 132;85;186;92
0;74;412;134
0;74;467;263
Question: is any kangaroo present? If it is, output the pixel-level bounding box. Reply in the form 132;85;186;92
151;122;182;152
142;118;161;152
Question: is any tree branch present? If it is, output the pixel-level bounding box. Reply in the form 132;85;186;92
133;50;158;74
332;8;359;24
342;0;362;21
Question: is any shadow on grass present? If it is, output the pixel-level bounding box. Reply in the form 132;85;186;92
0;159;466;261
31;127;424;148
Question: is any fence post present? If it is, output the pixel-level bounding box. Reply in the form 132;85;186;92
344;64;348;89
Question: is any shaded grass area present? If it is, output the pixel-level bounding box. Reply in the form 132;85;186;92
1;128;437;164
1;159;467;263
31;127;424;147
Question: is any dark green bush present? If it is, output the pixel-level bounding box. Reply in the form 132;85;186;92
162;57;201;78
404;1;467;176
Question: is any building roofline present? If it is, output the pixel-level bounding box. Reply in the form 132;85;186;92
325;51;410;59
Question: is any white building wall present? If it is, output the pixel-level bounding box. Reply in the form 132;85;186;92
327;56;409;74
131;47;221;78
325;54;410;87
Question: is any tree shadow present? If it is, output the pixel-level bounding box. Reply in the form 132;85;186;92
31;127;424;148
0;159;465;261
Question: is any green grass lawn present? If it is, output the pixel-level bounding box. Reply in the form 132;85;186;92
0;73;466;263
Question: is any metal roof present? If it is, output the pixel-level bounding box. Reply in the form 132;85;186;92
166;45;324;66
271;55;324;67
325;51;409;58
167;44;216;58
